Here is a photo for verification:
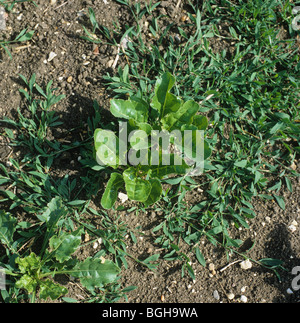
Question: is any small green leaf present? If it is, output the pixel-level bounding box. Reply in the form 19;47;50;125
110;98;149;123
232;213;250;229
101;173;124;209
28;74;36;93
234;160;248;168
151;72;181;117
94;129;119;167
88;7;99;32
68;257;120;291
15;253;41;275
259;258;284;269
67;200;86;206
123;168;151;202
285;177;293;193
193;115;208;130
195;247;206;267
36;197;67;225
143;253;160;264
62;297;78;303
186;263;195;280
273;195;285;210
39;279;68;300
143;178;162;207
161;100;200;131
15;29;34;42
15;274;38;294
49;228;83;263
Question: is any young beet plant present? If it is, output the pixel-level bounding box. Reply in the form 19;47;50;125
94;73;212;209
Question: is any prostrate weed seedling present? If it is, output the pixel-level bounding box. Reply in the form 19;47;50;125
2;74;83;161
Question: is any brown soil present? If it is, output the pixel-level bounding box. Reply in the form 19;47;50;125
0;0;299;303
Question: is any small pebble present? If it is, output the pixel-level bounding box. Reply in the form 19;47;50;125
118;192;128;203
265;216;271;223
288;224;297;233
227;293;235;300
290;162;297;171
48;51;57;62
180;15;189;22
291;220;298;226
240;295;248;303
0;7;7;31
240;259;252;270
209;263;216;276
67;76;73;83
213;290;220;300
106;59;114;68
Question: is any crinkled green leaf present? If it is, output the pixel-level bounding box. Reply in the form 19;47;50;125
110;97;149;123
143;179;162;207
151;72;181;117
39;279;68;300
15;253;41;275
128;119;152;135
36;197;67;225
193;115;208;130
123;168;152;202
67;257;120;292
161;100;200;131
101;173;124;209
15;274;38;294
49;228;83;263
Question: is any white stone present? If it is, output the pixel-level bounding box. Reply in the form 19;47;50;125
118;192;128;203
240;259;252;270
288;224;297;233
240;295;248;303
227;293;235;300
48;52;57;62
213;290;220;300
